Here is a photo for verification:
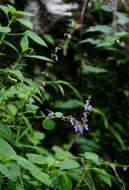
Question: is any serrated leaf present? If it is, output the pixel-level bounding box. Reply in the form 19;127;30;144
26;153;47;165
17;18;33;30
26;30;47;47
26;55;53;62
42;119;55;130
0;26;11;33
60;159;80;170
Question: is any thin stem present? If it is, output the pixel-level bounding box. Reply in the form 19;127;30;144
66;133;80;151
80;0;90;36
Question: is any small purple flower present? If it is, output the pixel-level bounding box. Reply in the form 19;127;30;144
123;167;127;171
55;47;58;53
83;112;87;118
84;124;89;131
29;100;32;104
55;56;58;62
42;81;46;87
46;73;48;78
78;125;83;134
74;124;79;133
67;33;72;39
70;119;74;126
71;21;74;26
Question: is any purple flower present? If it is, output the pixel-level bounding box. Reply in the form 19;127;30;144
55;56;58;62
46;73;48;78
55;47;58;53
84;124;88;131
78;124;83;134
70;119;74;126
74;124;79;133
29;100;32;104
123;167;127;171
71;21;74;26
67;34;72;39
42;81;46;87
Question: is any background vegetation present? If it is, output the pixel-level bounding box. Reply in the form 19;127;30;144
0;0;129;189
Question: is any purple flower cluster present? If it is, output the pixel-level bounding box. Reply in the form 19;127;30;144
69;96;92;134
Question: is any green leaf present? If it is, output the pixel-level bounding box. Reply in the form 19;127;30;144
84;152;99;162
0;123;12;142
14;11;34;17
54;99;79;109
117;12;129;24
82;65;107;74
101;5;112;12
26;30;47;47
20;35;29;52
87;25;115;33
60;159;80;170
17;18;33;30
15;156;50;186
111;129;125;150
27;131;45;145
0;138;16;161
0;163;16;181
0;26;11;33
7;104;17;116
55;112;63;118
80;38;101;45
5;161;20;181
57;80;81;100
2;40;19;53
42;119;55;130
26;55;53;62
100;174;112;187
26;153;47;165
0;5;9;17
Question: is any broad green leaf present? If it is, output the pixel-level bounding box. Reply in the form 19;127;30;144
5;161;20;181
20;35;29;52
114;32;129;38
52;146;72;159
100;174;112;187
0;123;12;142
55;112;63;118
101;5;112;12
0;138;16;161
2;40;19;53
84;152;99;162
80;38;101;45
82;65;107;74
26;55;53;62
26;153;47;165
87;25;115;33
0;5;9;17
15;156;50;186
60;159;80;170
17;18;33;30
44;34;54;44
42;119;55;130
26;30;47;47
7;104;17;115
0;26;11;33
117;12;129;24
52;175;72;190
0;163;15;181
27;131;45;145
54;99;79;109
